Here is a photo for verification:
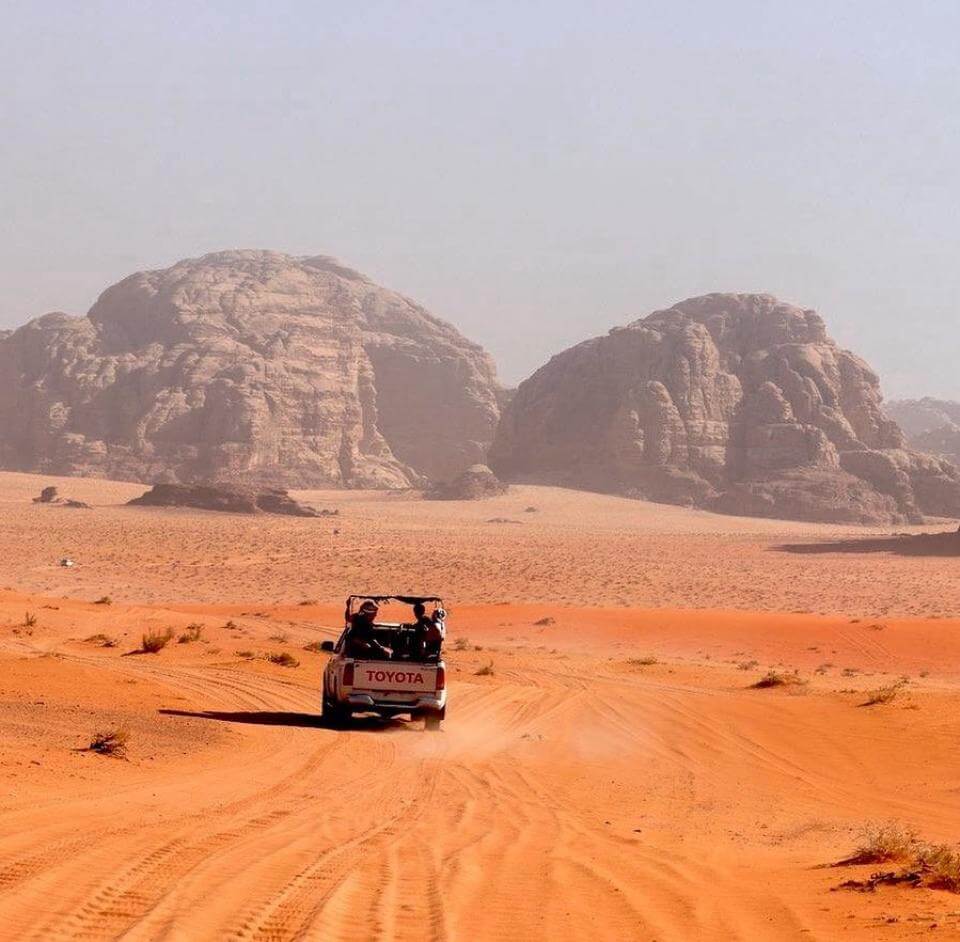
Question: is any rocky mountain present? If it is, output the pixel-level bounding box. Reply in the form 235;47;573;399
490;293;960;524
0;251;501;488
886;398;960;466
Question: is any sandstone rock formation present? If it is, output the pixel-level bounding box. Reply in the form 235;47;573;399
490;294;960;524
31;485;91;508
426;463;508;500
886;398;960;466
0;251;500;488
128;483;327;517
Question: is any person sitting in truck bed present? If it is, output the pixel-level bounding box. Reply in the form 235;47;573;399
412;602;444;661
345;600;390;660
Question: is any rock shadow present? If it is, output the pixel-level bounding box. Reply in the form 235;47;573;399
777;530;960;557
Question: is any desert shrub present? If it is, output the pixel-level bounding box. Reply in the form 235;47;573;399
534;617;556;626
453;637;470;651
141;628;175;653
475;662;495;676
752;670;806;689
737;659;760;671
89;728;129;757
851;822;918;864
23;611;37;628
84;633;116;647
178;623;204;644
224;619;238;630
836;824;960;895
269;631;290;643
303;640;328;653
94;596;112;606
916;843;960;892
299;599;318;606
235;650;256;659
628;657;658;667
862;680;906;706
266;651;299;668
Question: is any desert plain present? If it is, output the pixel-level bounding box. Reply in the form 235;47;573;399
0;470;959;940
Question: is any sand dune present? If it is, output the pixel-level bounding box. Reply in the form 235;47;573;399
1;471;959;939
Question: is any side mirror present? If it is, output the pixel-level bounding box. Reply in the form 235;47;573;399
320;640;335;653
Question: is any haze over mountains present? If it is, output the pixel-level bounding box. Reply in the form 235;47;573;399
0;252;956;525
887;398;960;467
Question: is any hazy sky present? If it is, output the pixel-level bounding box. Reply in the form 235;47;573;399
2;1;958;397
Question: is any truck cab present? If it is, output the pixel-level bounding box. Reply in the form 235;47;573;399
321;595;448;730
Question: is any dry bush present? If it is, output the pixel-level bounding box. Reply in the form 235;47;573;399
475;662;495;676
89;728;129;757
224;619;238;630
453;637;470;651
737;659;760;671
266;651;299;668
299;599;318;606
141;628;175;653
836;823;960;895
94;596;112;606
84;633;117;648
916;843;960;892
269;631;290;643
752;670;806;689
851;822;918;864
23;611;37;628
235;649;256;659
177;623;204;644
862;680;906;706
534;617;556;626
628;656;658;667
302;640;328;653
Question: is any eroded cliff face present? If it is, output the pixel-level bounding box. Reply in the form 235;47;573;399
490;293;960;524
0;251;500;488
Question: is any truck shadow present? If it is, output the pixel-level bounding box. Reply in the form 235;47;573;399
158;708;412;732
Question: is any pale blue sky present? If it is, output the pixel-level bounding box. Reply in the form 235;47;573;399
2;1;958;395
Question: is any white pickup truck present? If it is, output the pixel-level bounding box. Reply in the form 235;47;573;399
320;595;447;731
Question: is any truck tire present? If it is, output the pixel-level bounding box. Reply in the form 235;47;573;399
322;693;349;728
424;711;442;732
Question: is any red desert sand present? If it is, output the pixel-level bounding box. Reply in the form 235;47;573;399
1;470;959;940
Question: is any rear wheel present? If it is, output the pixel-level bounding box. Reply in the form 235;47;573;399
322;691;350;728
424;710;443;731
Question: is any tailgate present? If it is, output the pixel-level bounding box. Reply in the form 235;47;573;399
353;662;438;693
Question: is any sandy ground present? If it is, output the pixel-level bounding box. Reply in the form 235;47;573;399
1;471;959;940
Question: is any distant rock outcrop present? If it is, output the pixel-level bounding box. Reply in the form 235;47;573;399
128;482;328;517
31;485;91;508
426;463;508;500
490;293;960;524
0;251;501;488
886;398;960;466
